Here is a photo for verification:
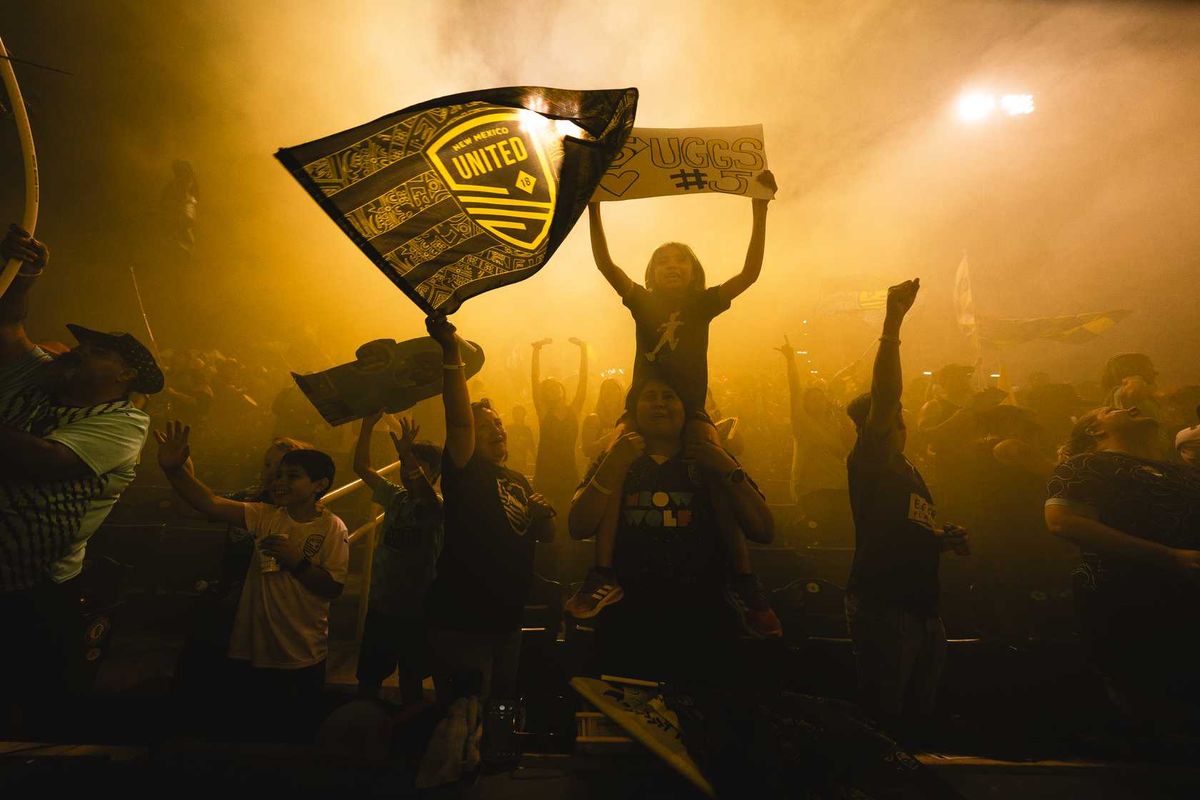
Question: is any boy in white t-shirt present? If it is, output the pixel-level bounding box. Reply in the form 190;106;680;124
156;420;349;740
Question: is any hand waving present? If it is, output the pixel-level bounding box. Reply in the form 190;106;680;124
154;420;192;471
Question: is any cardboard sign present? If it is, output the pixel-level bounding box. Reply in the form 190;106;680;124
592;125;772;202
292;336;485;426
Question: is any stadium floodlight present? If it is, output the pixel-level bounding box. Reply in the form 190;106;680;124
1000;94;1035;115
957;91;996;123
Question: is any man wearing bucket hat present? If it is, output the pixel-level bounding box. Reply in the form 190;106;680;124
0;223;163;732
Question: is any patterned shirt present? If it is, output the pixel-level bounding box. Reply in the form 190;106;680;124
0;348;150;591
368;479;443;617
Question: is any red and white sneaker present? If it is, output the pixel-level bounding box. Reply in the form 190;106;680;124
725;573;783;638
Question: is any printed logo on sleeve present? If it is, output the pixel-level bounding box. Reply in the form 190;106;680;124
624;490;694;528
908;493;937;531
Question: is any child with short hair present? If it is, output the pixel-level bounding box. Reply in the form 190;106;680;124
352;412;444;706
156;420;349;740
567;173;782;638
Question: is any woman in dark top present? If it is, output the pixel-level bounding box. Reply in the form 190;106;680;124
1046;405;1200;723
581;377;625;461
568;373;774;681
531;338;587;541
425;317;555;704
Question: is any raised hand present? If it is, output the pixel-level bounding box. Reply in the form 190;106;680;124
885;278;921;320
774;334;795;359
753;169;778;202
154;420;192;471
426;315;458;350
389;416;420;462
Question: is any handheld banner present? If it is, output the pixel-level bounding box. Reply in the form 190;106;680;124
292;336;485;426
277;86;638;315
592;124;771;202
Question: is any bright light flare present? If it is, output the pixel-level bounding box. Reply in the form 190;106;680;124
957;91;1035;122
518;109;588;140
957;91;996;123
1000;94;1035;115
555;119;587;139
518;108;551;135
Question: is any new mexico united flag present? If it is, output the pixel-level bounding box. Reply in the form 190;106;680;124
277;86;638;314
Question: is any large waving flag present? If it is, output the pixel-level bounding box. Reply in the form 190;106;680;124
277;86;638;315
953;253;1129;345
977;310;1132;346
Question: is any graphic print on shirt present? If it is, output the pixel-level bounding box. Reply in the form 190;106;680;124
303;532;326;559
624;489;694;528
907;493;937;531
496;474;532;535
645;313;683;363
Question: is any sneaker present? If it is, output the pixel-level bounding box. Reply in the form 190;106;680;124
565;568;624;619
725;573;783;638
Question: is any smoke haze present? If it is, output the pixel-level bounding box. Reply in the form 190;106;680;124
3;0;1199;397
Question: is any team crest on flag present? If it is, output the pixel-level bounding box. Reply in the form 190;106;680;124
276;86;637;315
425;108;557;251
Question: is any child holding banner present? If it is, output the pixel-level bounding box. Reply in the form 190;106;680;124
566;171;782;639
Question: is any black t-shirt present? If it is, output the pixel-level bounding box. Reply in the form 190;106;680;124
426;448;536;634
585;452;734;679
623;284;731;413
846;432;942;616
611;455;723;594
1046;451;1200;673
534;408;580;496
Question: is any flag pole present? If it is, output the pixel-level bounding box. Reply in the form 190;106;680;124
128;265;162;362
0;35;40;298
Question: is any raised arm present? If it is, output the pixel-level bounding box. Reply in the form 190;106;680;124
390;417;442;511
719;170;776;303
429;316;474;468
0;224;47;366
587;203;633;297
352;412;385;492
155;420;247;526
865;279;920;445
775;336;803;430
569;337;589;416
531;338;550;417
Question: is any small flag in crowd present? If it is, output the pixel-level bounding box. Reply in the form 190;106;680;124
953;253;976;335
276;86;638;315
